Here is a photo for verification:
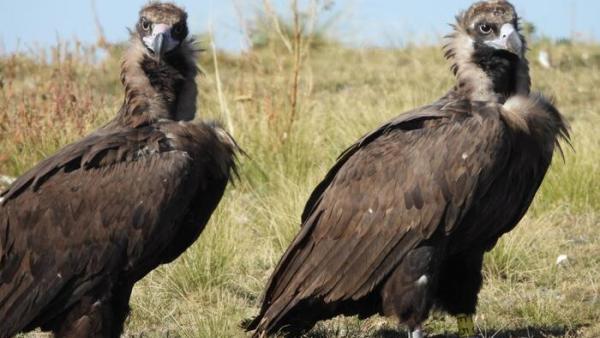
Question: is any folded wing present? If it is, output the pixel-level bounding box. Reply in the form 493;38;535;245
250;100;510;333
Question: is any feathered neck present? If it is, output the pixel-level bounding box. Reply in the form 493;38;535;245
114;36;198;128
443;23;530;103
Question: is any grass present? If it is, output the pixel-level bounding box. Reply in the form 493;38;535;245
1;26;599;338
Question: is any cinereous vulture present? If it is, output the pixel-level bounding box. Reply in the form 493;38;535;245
0;3;238;337
246;1;569;337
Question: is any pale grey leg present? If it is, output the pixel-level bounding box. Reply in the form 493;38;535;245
407;326;424;338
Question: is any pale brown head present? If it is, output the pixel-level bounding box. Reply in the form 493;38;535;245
458;0;524;57
136;2;189;62
445;0;530;101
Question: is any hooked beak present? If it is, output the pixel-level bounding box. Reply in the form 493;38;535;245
142;23;179;62
485;23;523;57
152;33;166;60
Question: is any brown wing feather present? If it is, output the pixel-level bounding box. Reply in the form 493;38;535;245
1;126;162;202
250;100;510;333
0;121;236;337
300;97;468;222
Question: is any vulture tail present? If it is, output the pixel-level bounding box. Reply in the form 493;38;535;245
244;296;332;338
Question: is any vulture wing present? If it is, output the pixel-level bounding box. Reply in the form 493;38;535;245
250;99;511;332
0;122;232;336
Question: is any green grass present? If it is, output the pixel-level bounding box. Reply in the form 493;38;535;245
2;36;599;337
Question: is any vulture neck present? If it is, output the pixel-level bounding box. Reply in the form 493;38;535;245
116;38;198;128
445;30;530;103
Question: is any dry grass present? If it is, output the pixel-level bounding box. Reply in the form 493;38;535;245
2;25;599;338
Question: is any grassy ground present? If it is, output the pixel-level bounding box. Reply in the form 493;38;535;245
1;37;599;337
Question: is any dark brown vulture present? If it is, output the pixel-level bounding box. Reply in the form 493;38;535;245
246;1;569;337
0;3;238;338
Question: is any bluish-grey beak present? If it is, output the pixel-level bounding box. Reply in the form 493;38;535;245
485;23;523;57
143;23;179;62
152;33;166;62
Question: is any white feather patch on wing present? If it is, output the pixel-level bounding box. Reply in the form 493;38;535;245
416;274;428;286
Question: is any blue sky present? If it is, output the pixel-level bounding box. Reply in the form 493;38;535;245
0;0;598;54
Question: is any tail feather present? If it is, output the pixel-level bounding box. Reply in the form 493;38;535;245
243;297;322;337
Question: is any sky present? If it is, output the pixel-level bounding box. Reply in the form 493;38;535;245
0;0;598;55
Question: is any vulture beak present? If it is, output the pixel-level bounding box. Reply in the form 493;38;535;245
143;23;179;62
485;23;523;57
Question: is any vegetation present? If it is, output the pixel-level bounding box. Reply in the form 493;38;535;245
2;9;600;338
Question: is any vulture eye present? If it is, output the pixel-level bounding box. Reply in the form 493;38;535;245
141;19;151;31
173;24;184;35
479;23;493;35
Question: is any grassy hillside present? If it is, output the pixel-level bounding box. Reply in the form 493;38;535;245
1;37;599;337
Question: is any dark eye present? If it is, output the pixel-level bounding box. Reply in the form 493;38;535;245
141;19;151;31
173;24;183;35
479;23;492;34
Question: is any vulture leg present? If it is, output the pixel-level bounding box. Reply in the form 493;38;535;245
408;326;424;338
381;246;439;335
54;285;133;338
108;284;135;336
54;298;112;338
435;251;484;337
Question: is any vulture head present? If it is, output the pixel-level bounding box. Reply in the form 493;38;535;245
117;2;198;126
445;0;530;102
136;2;189;63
